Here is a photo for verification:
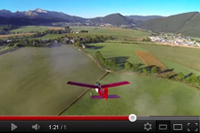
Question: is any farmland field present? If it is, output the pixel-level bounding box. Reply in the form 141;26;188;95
62;72;200;115
10;26;49;33
2;25;200;116
83;42;200;75
0;45;105;115
0;33;34;38
48;27;65;30
61;41;200;115
70;26;152;39
8;26;152;40
135;51;167;69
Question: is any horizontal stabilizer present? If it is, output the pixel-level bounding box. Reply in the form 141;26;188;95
67;81;97;88
91;95;120;99
107;95;120;98
91;95;104;99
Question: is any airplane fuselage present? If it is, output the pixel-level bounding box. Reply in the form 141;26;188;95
95;88;104;96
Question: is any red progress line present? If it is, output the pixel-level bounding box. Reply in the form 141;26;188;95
0;116;128;121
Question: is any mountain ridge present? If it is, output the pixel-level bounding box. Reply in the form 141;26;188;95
0;8;165;26
138;11;200;37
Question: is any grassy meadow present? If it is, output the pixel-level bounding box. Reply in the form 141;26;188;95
62;72;200;115
2;25;200;116
0;45;105;115
71;26;151;39
10;26;49;33
83;42;200;75
62;41;200;115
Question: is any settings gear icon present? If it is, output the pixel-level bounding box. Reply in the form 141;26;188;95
144;122;152;131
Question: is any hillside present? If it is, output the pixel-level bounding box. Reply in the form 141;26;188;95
89;13;136;26
138;12;200;37
127;15;164;21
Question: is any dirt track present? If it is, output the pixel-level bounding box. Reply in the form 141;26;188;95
48;27;65;30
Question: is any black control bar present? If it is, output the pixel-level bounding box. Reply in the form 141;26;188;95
0;119;198;132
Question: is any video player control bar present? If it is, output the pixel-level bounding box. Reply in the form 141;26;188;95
0;115;198;132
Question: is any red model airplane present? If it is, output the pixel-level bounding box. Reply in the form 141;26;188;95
67;81;130;100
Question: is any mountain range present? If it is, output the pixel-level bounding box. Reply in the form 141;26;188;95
1;8;200;37
0;8;162;26
138;12;200;37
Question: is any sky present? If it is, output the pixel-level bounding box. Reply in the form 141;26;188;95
1;0;200;18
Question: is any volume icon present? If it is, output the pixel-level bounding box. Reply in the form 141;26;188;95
32;124;40;130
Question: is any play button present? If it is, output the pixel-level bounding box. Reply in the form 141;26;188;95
11;123;17;131
1;121;28;132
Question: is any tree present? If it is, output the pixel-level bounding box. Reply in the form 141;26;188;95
177;72;184;81
95;51;105;64
105;59;116;67
65;26;70;30
142;68;148;75
151;66;157;74
132;64;140;72
75;41;82;47
124;61;132;70
197;75;200;85
109;36;113;40
165;74;170;79
190;74;198;85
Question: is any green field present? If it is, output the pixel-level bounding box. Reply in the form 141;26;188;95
62;72;200;115
10;26;152;40
83;42;200;75
0;45;105;115
3;26;200;116
11;26;49;33
139;44;200;74
71;26;152;39
60;41;200;115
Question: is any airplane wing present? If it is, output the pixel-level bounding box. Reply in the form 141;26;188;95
67;81;97;88
101;81;130;88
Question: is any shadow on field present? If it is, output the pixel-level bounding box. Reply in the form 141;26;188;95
109;56;129;68
159;69;174;74
87;45;104;50
184;73;193;79
138;63;145;67
169;74;178;79
141;65;161;72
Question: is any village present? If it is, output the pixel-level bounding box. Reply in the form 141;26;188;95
149;33;200;47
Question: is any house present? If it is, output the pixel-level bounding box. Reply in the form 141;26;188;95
70;39;74;44
82;43;86;48
7;39;12;43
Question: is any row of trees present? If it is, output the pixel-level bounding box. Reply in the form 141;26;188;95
124;61;157;74
177;72;200;85
2;38;58;48
74;35;113;47
0;25;20;35
31;29;71;38
95;51;116;68
142;37;151;42
124;60;200;87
